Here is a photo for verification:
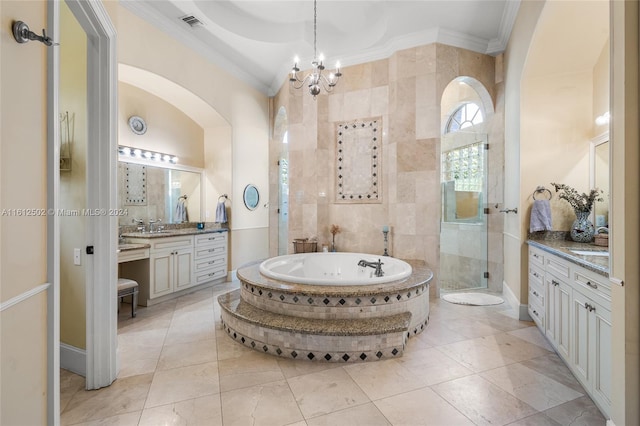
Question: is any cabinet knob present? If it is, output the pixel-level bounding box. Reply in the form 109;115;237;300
552;280;559;287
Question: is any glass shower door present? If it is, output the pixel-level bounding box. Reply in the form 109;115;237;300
439;133;489;292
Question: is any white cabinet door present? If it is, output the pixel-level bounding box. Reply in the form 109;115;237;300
545;273;571;360
591;297;612;414
150;250;173;298
571;288;591;387
174;248;194;291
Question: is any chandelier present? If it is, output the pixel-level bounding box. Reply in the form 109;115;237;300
289;0;342;98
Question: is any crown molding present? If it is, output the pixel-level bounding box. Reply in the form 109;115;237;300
487;0;521;54
120;1;270;94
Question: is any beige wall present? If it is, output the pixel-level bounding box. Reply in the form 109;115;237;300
271;44;499;293
118;82;205;169
59;0;88;350
0;0;49;423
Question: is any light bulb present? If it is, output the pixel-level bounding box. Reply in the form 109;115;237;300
133;149;142;157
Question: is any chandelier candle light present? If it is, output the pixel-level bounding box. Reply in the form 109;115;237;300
290;0;342;97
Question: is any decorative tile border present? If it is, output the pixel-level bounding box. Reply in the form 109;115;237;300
220;319;425;363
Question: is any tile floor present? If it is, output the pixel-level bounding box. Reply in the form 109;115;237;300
60;281;607;425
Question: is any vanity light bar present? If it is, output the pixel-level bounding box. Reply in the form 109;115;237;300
118;145;178;164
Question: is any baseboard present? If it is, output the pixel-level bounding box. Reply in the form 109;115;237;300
606;420;616;426
60;343;86;377
502;281;532;321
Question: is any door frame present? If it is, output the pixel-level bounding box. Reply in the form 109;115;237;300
48;0;118;417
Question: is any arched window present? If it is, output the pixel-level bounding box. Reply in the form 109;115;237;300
445;102;484;134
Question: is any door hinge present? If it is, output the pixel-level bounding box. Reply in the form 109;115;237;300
277;160;280;166
277;208;280;214
484;271;490;279
484;207;490;214
484;143;489;150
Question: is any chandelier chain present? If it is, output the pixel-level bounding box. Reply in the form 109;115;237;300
313;0;317;60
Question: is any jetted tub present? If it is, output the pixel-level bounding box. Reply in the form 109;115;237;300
259;252;412;285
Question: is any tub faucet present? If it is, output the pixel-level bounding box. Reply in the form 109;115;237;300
358;259;384;277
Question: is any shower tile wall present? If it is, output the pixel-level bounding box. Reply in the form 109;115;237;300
270;43;504;293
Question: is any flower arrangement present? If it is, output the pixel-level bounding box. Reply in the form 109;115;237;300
551;183;603;213
329;224;341;251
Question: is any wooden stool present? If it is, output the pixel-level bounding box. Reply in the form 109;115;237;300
117;278;139;318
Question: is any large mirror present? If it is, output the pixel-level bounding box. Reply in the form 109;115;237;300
118;160;203;226
591;133;609;227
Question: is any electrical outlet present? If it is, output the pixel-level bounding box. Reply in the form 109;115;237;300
74;248;81;265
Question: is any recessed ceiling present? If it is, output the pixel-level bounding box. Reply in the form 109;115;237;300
121;0;520;96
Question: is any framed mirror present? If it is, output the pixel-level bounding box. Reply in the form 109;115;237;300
590;132;609;227
243;184;260;210
118;159;204;225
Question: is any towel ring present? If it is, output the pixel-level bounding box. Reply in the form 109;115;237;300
218;194;228;201
533;186;552;200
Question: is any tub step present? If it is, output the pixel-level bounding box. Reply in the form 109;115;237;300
218;289;411;362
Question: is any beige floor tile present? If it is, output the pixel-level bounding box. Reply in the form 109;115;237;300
221;380;304;426
216;333;255;360
343;359;425;400
277;357;342;379
481;363;583;411
475;333;553;362
375;387;474;426
163;319;217;346
506;413;562;425
395;347;473;385
287;367;371;419
138;394;222;426
520;353;585;393
68;411;142;426
145;361;220;408
543;395;607;425
306;402;391;426
418;321;469;346
156;338;218;371
508;326;555;351
60;369;86;414
171;308;215;327
218;350;285;392
61;374;152;425
117;354;160;379
435;339;518;372
444;317;505;338
432;374;538;426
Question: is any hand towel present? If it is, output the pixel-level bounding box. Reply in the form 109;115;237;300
175;199;189;223
215;200;228;223
530;199;552;232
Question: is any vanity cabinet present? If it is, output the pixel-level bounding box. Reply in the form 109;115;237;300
126;231;228;304
148;236;194;298
527;244;611;417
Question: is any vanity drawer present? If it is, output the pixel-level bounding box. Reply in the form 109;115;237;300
573;269;611;304
528;300;545;329
195;232;227;247
546;256;570;279
195;244;226;260
195;253;227;272
195;266;226;284
529;247;545;268
529;285;545;308
529;264;544;289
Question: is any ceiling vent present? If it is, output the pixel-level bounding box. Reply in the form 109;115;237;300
180;15;204;28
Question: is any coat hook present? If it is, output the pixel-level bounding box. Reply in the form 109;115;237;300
12;21;58;46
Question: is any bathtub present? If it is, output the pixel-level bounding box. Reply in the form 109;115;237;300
259;252;412;285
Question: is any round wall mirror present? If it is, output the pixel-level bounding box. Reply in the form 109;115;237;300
243;184;260;210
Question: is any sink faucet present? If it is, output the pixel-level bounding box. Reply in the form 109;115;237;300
149;219;157;233
358;259;384;277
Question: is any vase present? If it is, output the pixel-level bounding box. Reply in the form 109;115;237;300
570;210;595;243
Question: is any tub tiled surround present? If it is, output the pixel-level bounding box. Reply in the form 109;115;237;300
270;43;505;294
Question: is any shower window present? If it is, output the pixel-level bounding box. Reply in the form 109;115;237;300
441;141;485;223
445;102;483;134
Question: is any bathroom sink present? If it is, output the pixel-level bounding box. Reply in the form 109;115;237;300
569;249;609;257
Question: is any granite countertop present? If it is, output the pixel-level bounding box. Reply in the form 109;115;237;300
527;239;609;277
236;258;434;297
122;227;228;239
117;243;150;252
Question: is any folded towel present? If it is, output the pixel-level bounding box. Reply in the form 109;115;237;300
530;199;552;232
175;199;189;223
215;200;227;223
